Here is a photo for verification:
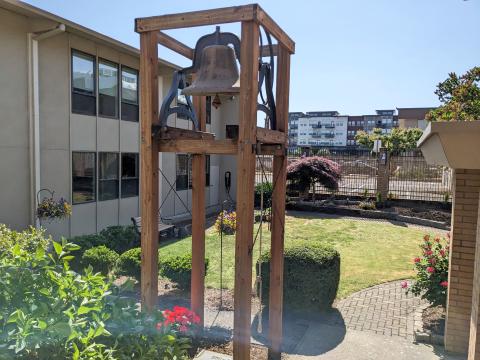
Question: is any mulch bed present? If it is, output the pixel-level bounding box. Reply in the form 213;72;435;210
191;338;270;360
422;305;445;335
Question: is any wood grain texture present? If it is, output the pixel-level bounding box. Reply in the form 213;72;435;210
233;21;260;360
139;31;159;312
267;44;290;360
154;126;214;141
157;31;194;59
256;128;286;144
136;5;256;32
191;95;207;328
157;139;237;154
256;5;295;54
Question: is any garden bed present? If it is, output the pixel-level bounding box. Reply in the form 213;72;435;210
286;199;451;230
414;304;445;345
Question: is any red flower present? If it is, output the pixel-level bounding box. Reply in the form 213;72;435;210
156;322;163;330
401;281;408;289
429;258;437;265
440;281;448;288
439;249;446;257
425;250;433;256
427;267;435;273
414;257;421;263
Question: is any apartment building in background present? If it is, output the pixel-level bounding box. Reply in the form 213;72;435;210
0;0;238;239
397;107;435;130
296;111;348;148
287;112;304;146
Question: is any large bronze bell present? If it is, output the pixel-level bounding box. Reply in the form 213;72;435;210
182;44;240;96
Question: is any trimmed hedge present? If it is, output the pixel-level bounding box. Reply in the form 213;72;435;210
160;254;209;290
81;245;119;276
257;242;340;312
254;182;273;208
99;225;139;254
116;248;142;281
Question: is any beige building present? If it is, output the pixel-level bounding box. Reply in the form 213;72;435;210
397;107;435;130
0;0;237;239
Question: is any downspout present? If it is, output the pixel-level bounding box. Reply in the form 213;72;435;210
28;24;66;228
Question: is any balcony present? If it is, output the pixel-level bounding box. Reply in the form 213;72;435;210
324;133;335;139
324;124;335;129
311;123;322;129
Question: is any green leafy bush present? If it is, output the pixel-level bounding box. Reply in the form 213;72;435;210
160;254;209;290
405;234;450;307
99;225;139;254
358;200;376;210
116;247;142;281
0;224;50;256
81;245;119;276
0;224;194;359
254;182;273;208
69;233;106;250
257;243;340;312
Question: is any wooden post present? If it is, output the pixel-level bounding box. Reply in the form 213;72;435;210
268;44;290;360
191;95;206;327
233;20;259;360
139;31;159;311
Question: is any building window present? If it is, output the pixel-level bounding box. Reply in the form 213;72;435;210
176;154;210;190
177;89;190;120
98;59;119;118
98;152;119;201
206;96;212;124
71;50;96;116
72;152;96;204
121;153;139;198
121;66;139;122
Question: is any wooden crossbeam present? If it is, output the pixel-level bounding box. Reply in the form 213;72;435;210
157;139;237;154
153;126;214;141
135;4;295;54
136;5;256;32
256;128;286;144
157;31;194;59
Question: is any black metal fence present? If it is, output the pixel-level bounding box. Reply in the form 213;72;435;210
255;148;452;202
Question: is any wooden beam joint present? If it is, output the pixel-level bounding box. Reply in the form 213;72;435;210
256;128;286;144
153;125;215;141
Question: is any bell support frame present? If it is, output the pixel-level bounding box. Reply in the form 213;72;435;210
136;5;293;360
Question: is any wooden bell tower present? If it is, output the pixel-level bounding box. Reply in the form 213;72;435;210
135;5;294;359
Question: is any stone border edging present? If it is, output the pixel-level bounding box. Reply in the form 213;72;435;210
287;201;450;231
413;303;444;346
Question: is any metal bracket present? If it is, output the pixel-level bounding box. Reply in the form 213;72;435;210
257;27;277;130
158;70;199;130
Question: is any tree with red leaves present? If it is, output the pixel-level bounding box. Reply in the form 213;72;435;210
287;156;341;200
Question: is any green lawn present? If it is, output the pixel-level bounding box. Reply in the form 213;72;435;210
159;213;443;298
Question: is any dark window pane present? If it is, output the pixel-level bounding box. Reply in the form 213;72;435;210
99;152;119;201
121;67;138;104
72;50;96;115
99;60;118;118
176;154;189;191
206;96;212;124
121;67;139;122
72;152;95;204
72;51;95;95
121;153;139;198
205;155;210;186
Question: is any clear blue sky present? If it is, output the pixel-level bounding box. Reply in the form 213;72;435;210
25;0;479;115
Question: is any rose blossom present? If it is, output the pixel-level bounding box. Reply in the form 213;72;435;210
427;266;435;273
401;281;408;289
414;257;421;263
440;281;448;288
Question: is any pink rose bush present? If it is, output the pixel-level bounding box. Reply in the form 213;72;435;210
405;233;450;307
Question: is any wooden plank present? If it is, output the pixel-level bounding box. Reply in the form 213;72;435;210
153;125;215;141
136;5;256;32
139;31;159;312
260;44;278;58
157;31;194;59
257;144;285;156
233;21;260;360
256;5;295;54
157;139;237;154
191;94;206;328
268;44;290;360
256;128;286;144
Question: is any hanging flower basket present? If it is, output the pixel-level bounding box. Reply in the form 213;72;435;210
36;189;72;221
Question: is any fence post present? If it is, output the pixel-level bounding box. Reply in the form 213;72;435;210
376;147;390;202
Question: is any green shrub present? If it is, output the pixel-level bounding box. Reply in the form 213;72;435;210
0;224;50;256
69;233;106;250
358;200;376;210
99;225;139;254
160;254;209;290
257;243;340;313
81;245;119;276
254;182;273;208
116;247;142;281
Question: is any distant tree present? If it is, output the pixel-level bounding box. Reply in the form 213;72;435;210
355;127;423;154
287;157;341;200
426;66;480;121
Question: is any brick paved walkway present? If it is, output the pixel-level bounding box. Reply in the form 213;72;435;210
334;280;427;340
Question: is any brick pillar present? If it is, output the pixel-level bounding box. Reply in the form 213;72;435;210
469;191;480;359
376;148;389;202
445;169;480;354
